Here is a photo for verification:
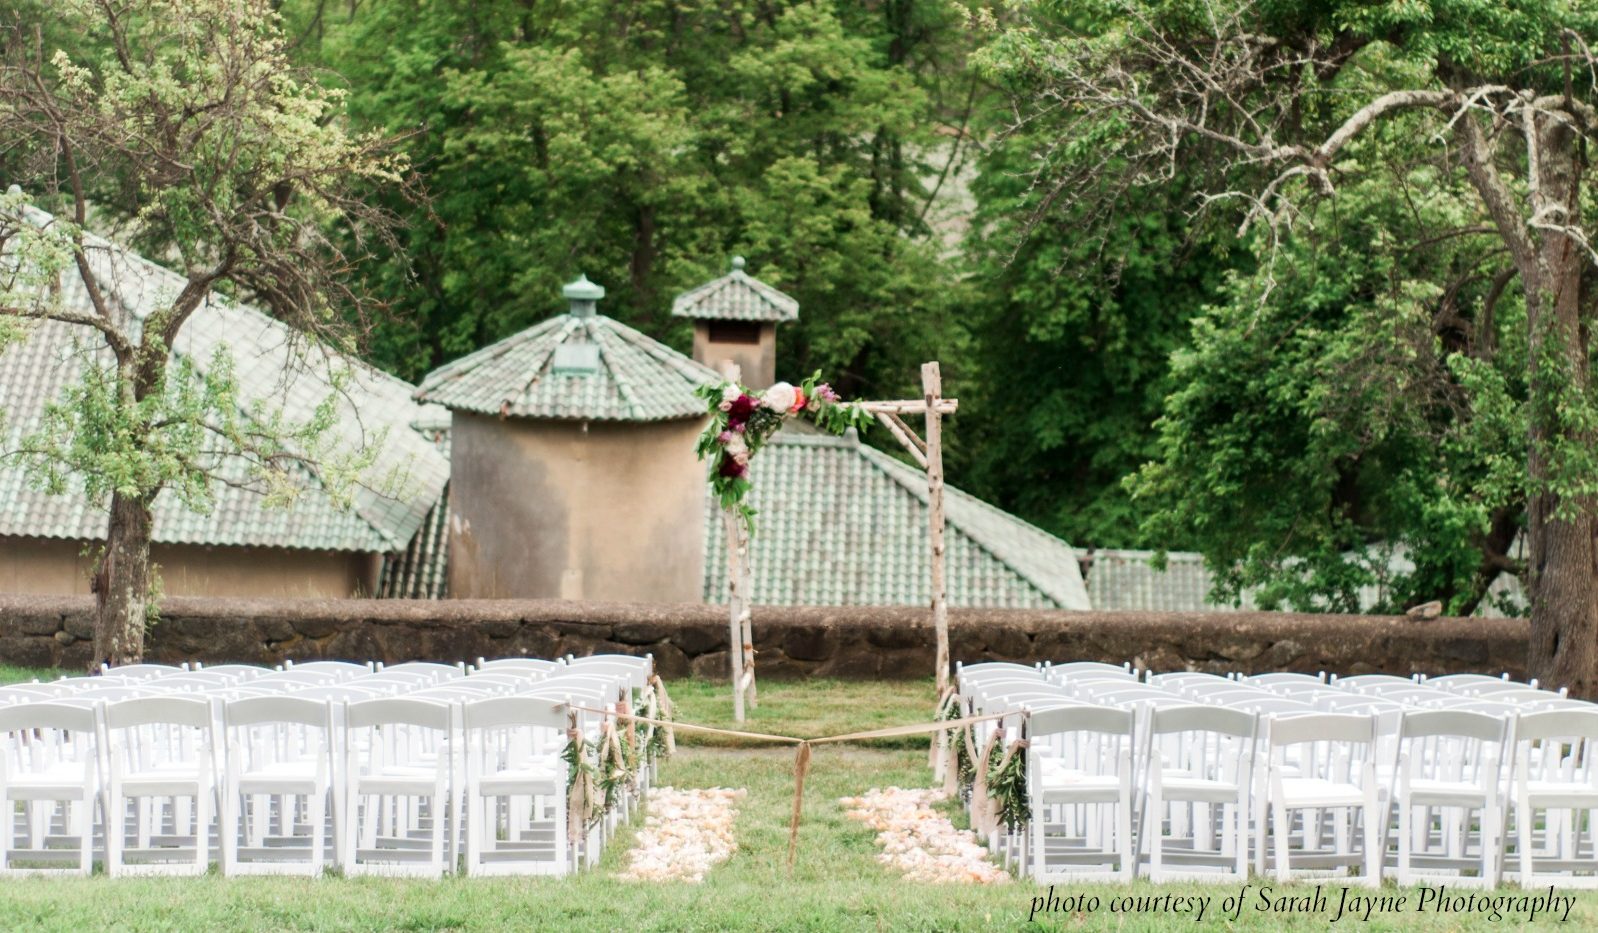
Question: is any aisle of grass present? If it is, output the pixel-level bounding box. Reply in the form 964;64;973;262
0;671;1592;929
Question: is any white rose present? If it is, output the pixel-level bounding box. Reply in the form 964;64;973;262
724;434;748;459
721;383;741;403
761;381;797;412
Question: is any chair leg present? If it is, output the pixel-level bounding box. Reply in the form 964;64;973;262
1518;800;1534;883
307;788;326;875
1272;803;1292;883
194;788;210;873
1397;797;1411;885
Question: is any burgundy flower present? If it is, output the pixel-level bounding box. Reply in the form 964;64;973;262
726;393;758;429
718;455;748;479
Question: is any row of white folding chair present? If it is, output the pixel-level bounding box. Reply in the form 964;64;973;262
1;668;639;877
0;692;606;878
968;678;1383;886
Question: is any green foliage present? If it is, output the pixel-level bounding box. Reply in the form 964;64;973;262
1128;159;1530;614
298;0;970;402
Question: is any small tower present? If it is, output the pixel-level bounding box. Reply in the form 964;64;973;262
672;256;798;389
415;275;718;602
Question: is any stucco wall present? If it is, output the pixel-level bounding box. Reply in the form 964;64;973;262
0;536;378;598
0;594;1531;684
448;414;707;603
692;321;776;388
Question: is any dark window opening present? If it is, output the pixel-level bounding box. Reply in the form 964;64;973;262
707;320;763;345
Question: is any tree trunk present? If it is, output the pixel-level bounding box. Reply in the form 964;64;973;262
1523;115;1598;697
92;490;155;669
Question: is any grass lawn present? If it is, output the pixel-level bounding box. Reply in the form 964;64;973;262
0;668;1591;930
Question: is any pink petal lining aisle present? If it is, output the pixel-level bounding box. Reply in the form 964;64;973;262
617;787;747;883
840;787;1009;884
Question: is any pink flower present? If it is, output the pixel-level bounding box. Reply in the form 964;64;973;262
815;383;840;404
717;431;734;445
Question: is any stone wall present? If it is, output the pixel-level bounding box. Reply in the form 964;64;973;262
0;595;1530;681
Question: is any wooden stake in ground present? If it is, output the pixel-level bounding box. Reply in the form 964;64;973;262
860;362;957;693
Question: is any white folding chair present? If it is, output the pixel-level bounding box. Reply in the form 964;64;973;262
0;702;103;875
1025;705;1136;881
220;696;335;876
1393;709;1509;887
1141;704;1257;882
102;695;219;877
341;698;454;877
461;696;570;876
1257;713;1381;886
1508;708;1598;887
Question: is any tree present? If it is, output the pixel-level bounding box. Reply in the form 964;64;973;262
0;0;409;665
289;0;968;401
980;0;1598;692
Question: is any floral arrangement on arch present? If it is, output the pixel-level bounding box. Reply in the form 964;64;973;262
695;371;872;531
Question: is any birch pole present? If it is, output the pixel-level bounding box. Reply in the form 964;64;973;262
719;361;755;721
923;361;950;694
723;507;751;722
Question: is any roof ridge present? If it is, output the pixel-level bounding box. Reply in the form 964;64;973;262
850;442;1079;608
416;315;568;399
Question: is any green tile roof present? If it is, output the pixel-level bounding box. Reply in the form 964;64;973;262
671;257;799;323
415;313;719;421
702;428;1090;609
0;206;451;553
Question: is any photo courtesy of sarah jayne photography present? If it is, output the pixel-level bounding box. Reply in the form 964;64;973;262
10;0;1598;931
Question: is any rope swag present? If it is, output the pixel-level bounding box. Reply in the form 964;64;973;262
695;371;872;531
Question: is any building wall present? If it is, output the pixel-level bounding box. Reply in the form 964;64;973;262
0;536;380;598
692;321;776;388
448;413;707;602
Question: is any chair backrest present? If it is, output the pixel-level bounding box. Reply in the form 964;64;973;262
1398;709;1507;743
100;663;185;680
283;660;371;678
555;660;647;691
1244;672;1326;686
1150;703;1257;739
0;701;98;735
1268;712;1374;747
462;696;568;731
474;658;563;675
1047;661;1130;675
1028;704;1134;738
223;695;334;729
104;695;215;730
1334;674;1417;688
344;697;453;731
1514;708;1598;743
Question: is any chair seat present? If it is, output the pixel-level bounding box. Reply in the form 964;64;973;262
478;763;562;796
1277;778;1366;808
238;761;323;795
1038;760;1121;803
1406;778;1489;807
1522;781;1598;808
1159;772;1242;803
118;765;207;796
356;766;444;795
5;764;96;801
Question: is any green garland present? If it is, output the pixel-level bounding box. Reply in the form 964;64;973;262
695;371;872;531
984;740;1030;830
936;694;977;790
